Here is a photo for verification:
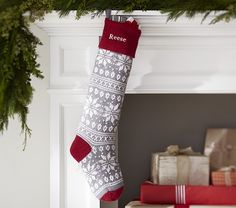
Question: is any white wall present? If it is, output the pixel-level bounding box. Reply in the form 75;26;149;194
0;24;50;208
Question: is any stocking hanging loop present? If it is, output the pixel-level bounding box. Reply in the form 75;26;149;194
105;9;111;19
105;9;127;22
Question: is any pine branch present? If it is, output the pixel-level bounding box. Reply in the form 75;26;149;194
0;0;52;150
54;0;236;22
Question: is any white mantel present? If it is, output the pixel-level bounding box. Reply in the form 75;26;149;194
37;11;236;94
36;11;236;208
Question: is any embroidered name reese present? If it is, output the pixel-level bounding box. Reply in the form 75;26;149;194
109;34;127;42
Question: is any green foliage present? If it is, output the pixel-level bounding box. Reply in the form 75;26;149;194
0;0;52;150
1;0;236;149
55;0;236;23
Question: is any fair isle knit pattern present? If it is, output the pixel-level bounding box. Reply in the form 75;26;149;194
77;48;132;198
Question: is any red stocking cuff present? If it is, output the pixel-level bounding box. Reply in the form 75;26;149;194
99;18;141;58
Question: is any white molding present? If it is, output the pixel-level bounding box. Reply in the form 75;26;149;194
50;96;61;208
36;11;236;37
50;95;100;208
36;10;236;94
47;88;236;95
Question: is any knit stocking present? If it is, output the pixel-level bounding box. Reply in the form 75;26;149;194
70;18;141;201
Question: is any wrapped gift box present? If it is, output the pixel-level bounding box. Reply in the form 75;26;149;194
204;128;236;171
126;201;236;208
140;182;236;205
212;167;236;186
151;146;209;185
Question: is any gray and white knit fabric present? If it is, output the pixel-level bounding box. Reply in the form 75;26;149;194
77;48;132;198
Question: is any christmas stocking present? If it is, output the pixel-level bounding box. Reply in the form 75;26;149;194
70;17;141;201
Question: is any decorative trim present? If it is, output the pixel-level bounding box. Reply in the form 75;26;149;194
37;11;236;94
50;96;100;208
36;11;236;37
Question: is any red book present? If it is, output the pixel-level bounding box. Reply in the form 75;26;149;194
141;182;236;205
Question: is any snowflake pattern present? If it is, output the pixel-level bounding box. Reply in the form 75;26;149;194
99;152;117;173
84;96;101;118
77;49;131;198
82;159;99;181
96;49;113;67
116;55;132;73
103;103;120;124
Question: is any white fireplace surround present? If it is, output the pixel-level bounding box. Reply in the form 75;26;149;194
36;11;236;208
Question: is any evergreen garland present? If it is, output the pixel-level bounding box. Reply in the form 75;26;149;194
55;0;236;23
1;0;236;149
0;0;52;149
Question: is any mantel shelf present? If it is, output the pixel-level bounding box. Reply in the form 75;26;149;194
36;11;236;94
36;11;236;36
